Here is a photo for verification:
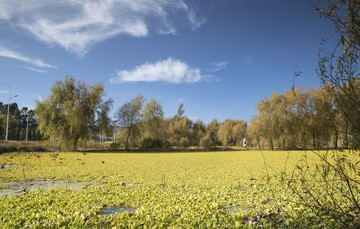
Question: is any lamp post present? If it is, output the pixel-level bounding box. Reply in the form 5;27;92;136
0;82;17;141
26;116;29;142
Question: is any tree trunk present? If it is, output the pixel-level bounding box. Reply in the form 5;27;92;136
312;130;316;149
72;135;79;151
334;131;338;149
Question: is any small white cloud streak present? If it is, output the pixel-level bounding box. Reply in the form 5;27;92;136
111;58;205;84
211;62;228;72
0;46;57;68
22;66;48;73
177;98;185;102
0;0;205;55
189;116;199;121
0;89;20;95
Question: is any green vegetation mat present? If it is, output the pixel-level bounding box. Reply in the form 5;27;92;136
0;150;338;228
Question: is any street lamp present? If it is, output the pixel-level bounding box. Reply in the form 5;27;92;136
26;116;29;142
0;82;18;141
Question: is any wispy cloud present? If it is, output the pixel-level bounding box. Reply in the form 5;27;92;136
189;116;199;121
177;98;185;102
0;89;20;95
111;58;207;84
0;46;57;69
0;0;205;55
22;66;47;73
211;62;228;72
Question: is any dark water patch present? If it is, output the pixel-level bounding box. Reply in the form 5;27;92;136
100;207;137;215
0;179;101;198
222;206;255;213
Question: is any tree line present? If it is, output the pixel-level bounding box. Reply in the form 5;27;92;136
249;84;359;150
0;102;42;141
1;76;358;151
114;95;248;150
19;74;355;151
30;77;249;151
113;83;359;150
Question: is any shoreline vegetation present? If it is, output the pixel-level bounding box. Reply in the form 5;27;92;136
0;140;351;154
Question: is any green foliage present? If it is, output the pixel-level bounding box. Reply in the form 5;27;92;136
35;76;104;150
96;98;113;142
251;86;349;150
175;103;185;121
0;101;44;141
179;137;189;148
207;119;219;144
199;135;213;149
140;137;162;149
0;141;51;153
217;119;247;147
140;99;164;140
115;95;144;150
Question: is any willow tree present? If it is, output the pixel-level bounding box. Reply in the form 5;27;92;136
96;98;113;142
140;99;164;139
116;94;144;150
217;119;247;147
35;76;104;150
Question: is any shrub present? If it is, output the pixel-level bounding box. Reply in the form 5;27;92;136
110;143;120;150
0;141;53;154
179;137;189;148
140;137;162;149
199;135;213;149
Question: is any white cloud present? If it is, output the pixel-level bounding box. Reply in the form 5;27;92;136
0;46;57;68
0;0;205;55
22;66;48;73
189;116;199;121
177;98;185;102
111;58;205;84
0;89;20;95
211;62;228;72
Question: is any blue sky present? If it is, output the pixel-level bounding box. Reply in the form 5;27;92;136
0;0;334;124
